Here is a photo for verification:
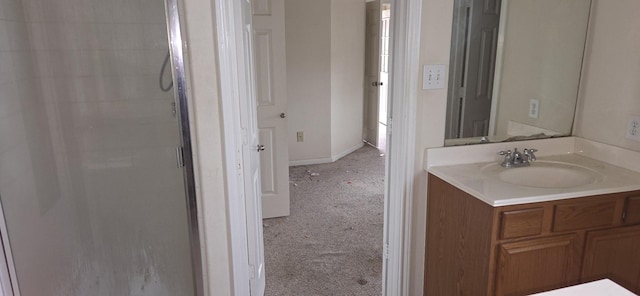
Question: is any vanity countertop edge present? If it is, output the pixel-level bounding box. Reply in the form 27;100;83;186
425;137;640;207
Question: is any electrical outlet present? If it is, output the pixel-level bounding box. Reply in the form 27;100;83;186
296;131;304;142
626;115;640;141
422;64;446;90
529;99;540;119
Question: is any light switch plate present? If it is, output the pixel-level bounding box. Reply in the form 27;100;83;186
626;115;640;141
296;131;304;142
529;99;540;119
422;64;446;90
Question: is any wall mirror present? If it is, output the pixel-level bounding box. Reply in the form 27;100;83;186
445;0;592;146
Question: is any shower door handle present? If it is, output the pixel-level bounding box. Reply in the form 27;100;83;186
176;146;184;168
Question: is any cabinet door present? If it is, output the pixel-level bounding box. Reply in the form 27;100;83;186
495;234;581;296
623;196;640;225
582;225;640;294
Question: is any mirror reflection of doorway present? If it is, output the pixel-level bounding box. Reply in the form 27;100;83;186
446;0;501;139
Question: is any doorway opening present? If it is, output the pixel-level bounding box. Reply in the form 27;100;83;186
260;1;391;295
218;0;423;293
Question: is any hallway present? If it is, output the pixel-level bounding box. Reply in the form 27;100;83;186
264;145;385;295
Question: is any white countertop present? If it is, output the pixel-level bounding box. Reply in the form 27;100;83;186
428;153;640;207
530;279;636;295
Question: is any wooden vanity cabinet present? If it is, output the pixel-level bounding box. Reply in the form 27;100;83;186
581;224;640;292
424;174;640;296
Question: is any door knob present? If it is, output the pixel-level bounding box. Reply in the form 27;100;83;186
257;144;265;152
280;113;286;118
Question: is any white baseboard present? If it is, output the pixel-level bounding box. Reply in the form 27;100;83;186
288;142;365;167
288;157;333;167
331;142;364;162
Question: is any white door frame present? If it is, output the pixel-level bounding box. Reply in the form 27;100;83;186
383;0;422;294
212;0;255;295
214;0;423;294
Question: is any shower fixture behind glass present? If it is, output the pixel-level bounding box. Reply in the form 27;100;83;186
0;0;202;294
160;50;174;92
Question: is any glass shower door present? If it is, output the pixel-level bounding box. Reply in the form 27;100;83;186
0;0;198;295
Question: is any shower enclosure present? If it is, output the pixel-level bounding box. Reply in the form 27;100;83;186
0;0;201;295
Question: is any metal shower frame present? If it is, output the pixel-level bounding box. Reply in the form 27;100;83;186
164;0;204;295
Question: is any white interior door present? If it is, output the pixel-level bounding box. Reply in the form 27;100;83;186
364;0;382;147
252;0;290;219
240;0;266;293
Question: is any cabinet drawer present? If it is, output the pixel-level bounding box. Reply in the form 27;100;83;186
624;196;640;225
553;200;616;232
500;208;544;239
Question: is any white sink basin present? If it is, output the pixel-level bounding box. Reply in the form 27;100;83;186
428;151;640;206
483;161;603;189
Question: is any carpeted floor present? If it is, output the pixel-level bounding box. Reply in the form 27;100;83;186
263;145;385;296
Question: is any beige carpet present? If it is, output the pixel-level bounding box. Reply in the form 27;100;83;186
263;145;385;296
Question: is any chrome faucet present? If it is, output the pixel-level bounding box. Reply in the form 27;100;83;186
498;148;538;168
524;148;538;162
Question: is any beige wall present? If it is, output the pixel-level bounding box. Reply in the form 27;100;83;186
495;0;590;136
286;0;366;163
330;0;366;157
575;0;640;151
410;0;453;294
285;0;333;162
